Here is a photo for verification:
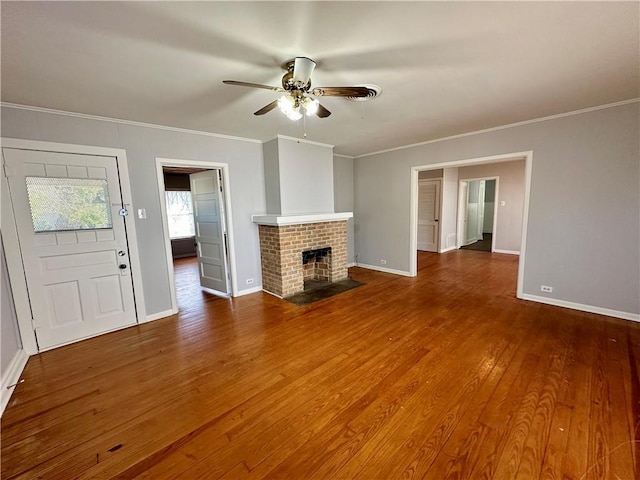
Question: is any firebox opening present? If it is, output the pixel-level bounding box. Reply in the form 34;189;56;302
302;247;332;291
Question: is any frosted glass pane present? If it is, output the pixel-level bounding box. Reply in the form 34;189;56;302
26;177;113;232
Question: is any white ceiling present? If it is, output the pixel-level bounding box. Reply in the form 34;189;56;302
2;2;638;156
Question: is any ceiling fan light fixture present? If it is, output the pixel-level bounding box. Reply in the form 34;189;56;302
277;95;302;121
303;98;319;116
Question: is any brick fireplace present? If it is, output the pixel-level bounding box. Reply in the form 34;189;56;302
254;135;353;298
256;218;349;298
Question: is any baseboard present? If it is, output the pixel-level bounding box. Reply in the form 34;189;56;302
144;308;178;323
235;286;263;297
1;349;29;416
520;293;640;322
494;249;520;255
347;262;356;268
439;246;457;253
357;263;412;277
262;289;283;299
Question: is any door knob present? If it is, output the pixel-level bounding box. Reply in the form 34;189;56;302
119;264;127;270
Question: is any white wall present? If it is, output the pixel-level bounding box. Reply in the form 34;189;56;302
1;106;266;316
263;138;281;215
1;238;22;377
459;161;525;252
333;156;355;264
354;102;639;316
418;169;443;179
277;137;334;215
0;235;28;415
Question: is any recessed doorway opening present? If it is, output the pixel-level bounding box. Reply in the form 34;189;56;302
156;158;237;317
410;151;532;298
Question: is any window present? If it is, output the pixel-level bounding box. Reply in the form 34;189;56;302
26;177;113;232
165;191;195;239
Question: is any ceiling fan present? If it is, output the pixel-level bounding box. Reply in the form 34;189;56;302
223;57;380;120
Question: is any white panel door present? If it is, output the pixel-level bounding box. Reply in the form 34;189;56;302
189;171;229;295
417;180;440;252
457;182;469;248
3;148;137;350
477;180;486;239
465;180;479;245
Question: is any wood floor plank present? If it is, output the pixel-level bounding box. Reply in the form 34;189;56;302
341;305;530;480
1;252;638;480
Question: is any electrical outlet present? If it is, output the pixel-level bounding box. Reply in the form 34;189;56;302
380;259;387;265
246;278;254;285
540;285;553;293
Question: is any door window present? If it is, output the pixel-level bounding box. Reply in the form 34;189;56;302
25;176;112;232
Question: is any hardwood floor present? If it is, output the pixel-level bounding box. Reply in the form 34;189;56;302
2;251;639;479
173;256;209;314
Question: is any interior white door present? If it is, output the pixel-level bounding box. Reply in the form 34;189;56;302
3;148;137;350
417;180;440;252
457;182;469;248
189;170;229;295
477;180;486;239
465;180;479;245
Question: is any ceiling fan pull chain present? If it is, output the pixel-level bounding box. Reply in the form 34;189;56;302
303;114;307;139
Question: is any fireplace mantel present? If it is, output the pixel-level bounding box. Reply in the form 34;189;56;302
252;212;352;226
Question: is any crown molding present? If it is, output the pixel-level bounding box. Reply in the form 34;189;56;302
4;98;637;158
0;102;263;144
273;134;334;149
353;98;640;159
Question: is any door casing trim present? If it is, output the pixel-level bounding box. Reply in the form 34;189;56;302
1;138;146;355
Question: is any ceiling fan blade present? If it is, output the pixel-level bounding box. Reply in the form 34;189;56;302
316;103;331;118
223;80;283;92
311;86;373;97
254;100;279;116
293;57;316;86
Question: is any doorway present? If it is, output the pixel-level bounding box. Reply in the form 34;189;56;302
417;178;441;252
156;158;236;316
409;151;532;298
458;178;497;252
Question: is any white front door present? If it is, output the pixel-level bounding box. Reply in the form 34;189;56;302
417;179;440;252
3;148;137;351
189;171;229;296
